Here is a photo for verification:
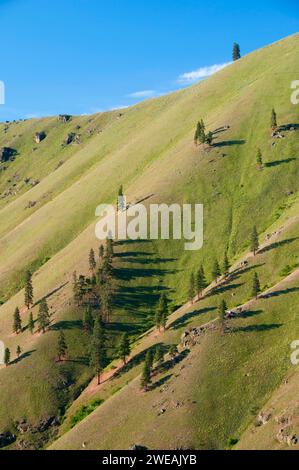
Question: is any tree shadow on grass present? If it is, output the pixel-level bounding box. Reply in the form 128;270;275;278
210;282;244;296
33;281;69;307
114;251;154;259
232;323;282;333
119;257;177;265
265;157;297;168
114;284;171;312
51;320;82;331
10;349;36;365
258;237;298;254
115;266;178;281
114;343;163;379
105;321;140;334
211;127;230;136
261;286;299;299
238;309;263;319
150;349;190;390
115;239;151;247
169;306;217;330
213;139;246;148
277;123;299;131
66;356;90;366
150;374;173;391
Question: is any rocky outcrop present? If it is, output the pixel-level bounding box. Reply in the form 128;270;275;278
34;131;46;143
181;321;216;348
58;114;72;123
257;411;271;426
276;427;298;447
62;133;80;146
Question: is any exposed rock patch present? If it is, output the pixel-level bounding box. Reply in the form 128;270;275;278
181;321;217;348
34;131;46;143
58;114;72;123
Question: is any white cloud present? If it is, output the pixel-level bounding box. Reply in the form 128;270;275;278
177;62;231;84
127;90;157;98
108;104;130;111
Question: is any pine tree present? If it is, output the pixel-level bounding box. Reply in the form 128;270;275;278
256;148;263;168
189;273;195;303
90;316;106;385
118;333;131;365
194;120;207;145
218;299;227;334
232;42;241;61
57;331;68;361
196;265;207;299
102;253;113;278
155;309;162;330
76;275;86;305
198;121;206;144
117;185;125;211
140;359;151;391
271;108;277;129
4;348;10;366
252;272;261;299
24;270;33;309
100;283;112;323
212;259;221;282
206;131;213;146
72;271;79;305
16;345;21;358
154;344;164;367
156;293;168;330
89;249;96;272
99;244;104;260
169;344;178;359
250;226;259;256
13;306;22;334
28;312;34;334
223;253;230;276
145;349;154;371
106;238;114;259
37;298;51;333
83;306;94;334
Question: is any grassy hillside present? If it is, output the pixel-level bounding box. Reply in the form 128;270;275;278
0;33;298;450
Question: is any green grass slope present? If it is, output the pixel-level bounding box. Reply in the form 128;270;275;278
0;33;298;449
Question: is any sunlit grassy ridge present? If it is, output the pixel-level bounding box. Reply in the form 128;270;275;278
0;34;298;449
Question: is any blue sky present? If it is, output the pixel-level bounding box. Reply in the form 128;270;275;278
0;0;298;121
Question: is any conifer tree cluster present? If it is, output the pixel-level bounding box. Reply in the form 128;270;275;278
194;119;210;145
